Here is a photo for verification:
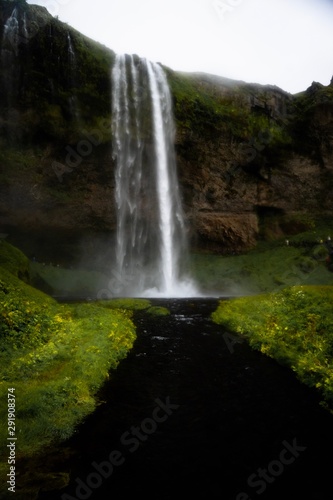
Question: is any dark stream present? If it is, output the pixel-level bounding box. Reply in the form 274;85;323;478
38;299;332;500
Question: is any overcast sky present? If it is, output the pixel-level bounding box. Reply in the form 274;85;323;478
27;0;333;94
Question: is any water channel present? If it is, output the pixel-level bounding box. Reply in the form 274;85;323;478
37;298;332;500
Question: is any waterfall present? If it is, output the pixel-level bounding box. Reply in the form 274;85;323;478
111;54;197;297
67;32;80;122
1;8;20;110
2;7;19;56
67;33;76;65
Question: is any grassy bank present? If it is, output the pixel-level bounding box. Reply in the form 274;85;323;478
0;242;137;493
212;285;333;412
191;218;333;295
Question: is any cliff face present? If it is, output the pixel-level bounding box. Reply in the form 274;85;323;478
169;73;333;252
1;0;333;260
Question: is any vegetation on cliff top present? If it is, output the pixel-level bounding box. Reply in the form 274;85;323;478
0;1;293;152
287;80;333;161
1;0;332;167
1;1;332;228
166;67;292;150
0;0;114;146
212;285;333;413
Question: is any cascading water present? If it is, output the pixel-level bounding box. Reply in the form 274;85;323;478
1;8;20;110
67;33;75;65
22;12;29;42
66;32;81;122
2;7;19;56
111;54;197;297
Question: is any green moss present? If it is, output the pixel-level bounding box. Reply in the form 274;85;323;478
258;212;316;241
190;218;333;294
0;297;136;454
0;244;136;479
99;298;152;311
0;143;39;171
165;68;292;154
146;306;170;316
165;69;248;138
288;83;333;159
0;3;114;148
212;285;333;412
0;241;30;281
292;84;333;115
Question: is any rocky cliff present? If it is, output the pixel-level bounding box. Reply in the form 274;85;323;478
169;72;333;252
0;0;333;261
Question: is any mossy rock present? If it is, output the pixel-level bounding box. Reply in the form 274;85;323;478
98;298;151;310
146;306;171;316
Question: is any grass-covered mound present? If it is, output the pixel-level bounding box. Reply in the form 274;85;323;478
0;242;136;489
191;218;333;295
212;285;333;412
98;298;152;310
99;299;170;316
0;240;30;281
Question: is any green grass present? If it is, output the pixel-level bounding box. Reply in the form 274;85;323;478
0;243;136;492
99;299;170;316
212;285;333;412
190;218;333;295
98;298;152;310
165;68;291;149
0;241;31;281
146;306;171;316
190;243;329;295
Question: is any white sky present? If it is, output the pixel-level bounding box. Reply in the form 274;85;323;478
27;0;333;94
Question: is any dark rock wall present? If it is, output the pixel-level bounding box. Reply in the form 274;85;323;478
1;0;333;258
